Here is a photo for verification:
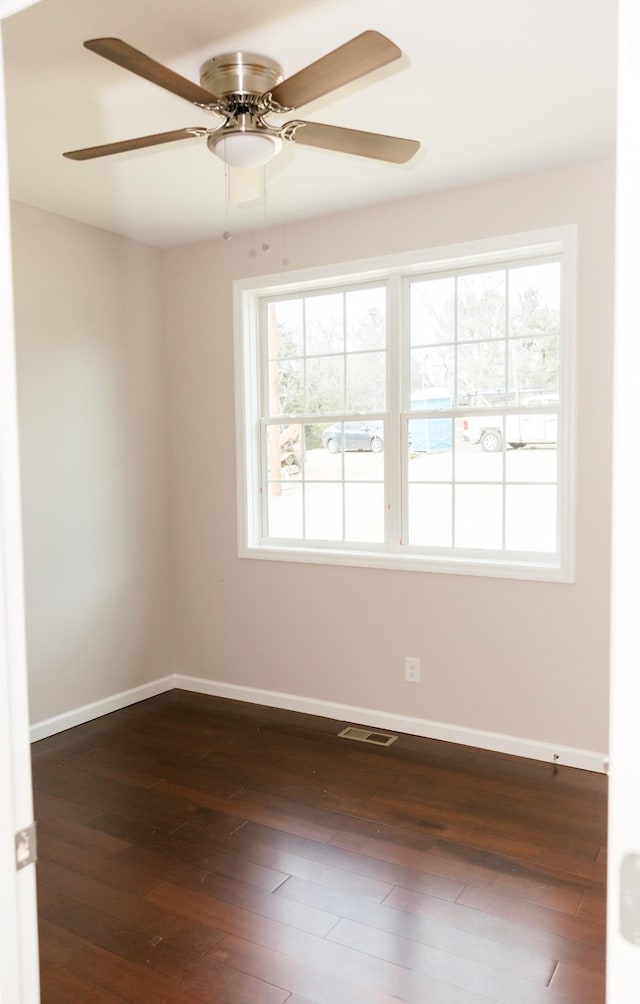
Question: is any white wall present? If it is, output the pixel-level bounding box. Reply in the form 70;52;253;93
163;159;614;757
11;201;171;724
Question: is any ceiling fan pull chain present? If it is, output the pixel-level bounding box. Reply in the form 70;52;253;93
261;167;270;253
223;163;231;240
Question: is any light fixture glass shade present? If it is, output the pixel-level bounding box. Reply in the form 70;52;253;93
211;132;283;169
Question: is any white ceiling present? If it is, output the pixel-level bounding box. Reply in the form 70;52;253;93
3;0;617;249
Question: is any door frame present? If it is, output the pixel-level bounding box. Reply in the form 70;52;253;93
606;0;640;998
0;3;42;1001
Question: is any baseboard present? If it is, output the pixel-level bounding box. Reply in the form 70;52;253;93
29;675;175;742
30;671;607;773
174;673;607;774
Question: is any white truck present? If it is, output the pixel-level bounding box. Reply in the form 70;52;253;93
461;393;558;452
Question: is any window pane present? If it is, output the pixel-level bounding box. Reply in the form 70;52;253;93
458;271;506;341
265;425;303;540
269;299;303;358
345;484;385;542
410;277;455;346
318;419;385;458
305;293;344;355
306;356;344;414
267;483;303;539
457;341;505;407
454;417;503;481
346;351;386;412
344;437;384;480
408;484;452;546
454;485;503;549
408;447;452;482
411;346;455;399
505;485;557;552
508;337;559;396
346;287;386;351
506;441;558;482
269;359;304;416
266;424;302;478
509;262;560;339
409;387;452;414
305;483;343;540
304;423;341;481
408;416;453;466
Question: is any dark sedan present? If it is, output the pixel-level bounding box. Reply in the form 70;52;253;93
322;421;384;454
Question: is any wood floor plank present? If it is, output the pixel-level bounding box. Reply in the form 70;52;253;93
33;788;101;825
146;878;337;941
121;936;291;1004
329;828;592;916
65;943;178;1003
146;881;407;996
32;758;211;834
171;786;339;844
384;884;605;971
222;820;465;901
39;961;126;1004
549;960;607;1003
33;746;165;791
454;878;585;918
217;830;400;903
167;868;341;937
115;838;289;894
38;832;164;897
207;934;412;1004
275;875;557;984
37;813;132;857
455;884;605;946
39;892;150;960
37;917;86;966
327;917;558;1002
33;690;607;1004
38;861;225;957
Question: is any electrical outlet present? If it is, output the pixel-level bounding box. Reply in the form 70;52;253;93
404;656;421;683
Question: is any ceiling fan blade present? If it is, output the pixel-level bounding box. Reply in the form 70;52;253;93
270;30;401;109
63;128;202;161
288;121;420;164
84;38;217;105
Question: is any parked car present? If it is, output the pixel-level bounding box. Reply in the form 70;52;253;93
322;421;384;454
461;394;558;452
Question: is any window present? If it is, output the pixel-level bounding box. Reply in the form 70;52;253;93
235;228;576;580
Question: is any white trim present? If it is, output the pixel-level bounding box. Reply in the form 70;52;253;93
238;541;574;582
607;0;640;998
30;673;605;774
233;227;573;299
0;11;41;1003
29;676;175;742
175;674;605;773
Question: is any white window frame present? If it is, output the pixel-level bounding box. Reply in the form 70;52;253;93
234;226;576;582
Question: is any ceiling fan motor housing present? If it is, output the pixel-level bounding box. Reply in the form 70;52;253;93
199;52;284;98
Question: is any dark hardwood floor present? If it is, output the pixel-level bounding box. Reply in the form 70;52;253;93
32;689;607;1003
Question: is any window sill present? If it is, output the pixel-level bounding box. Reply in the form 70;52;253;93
240;542;573;583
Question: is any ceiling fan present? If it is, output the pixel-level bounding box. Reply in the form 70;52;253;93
63;31;420;170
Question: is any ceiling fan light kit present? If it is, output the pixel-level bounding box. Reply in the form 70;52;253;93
63;31;420;169
208;131;283;169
